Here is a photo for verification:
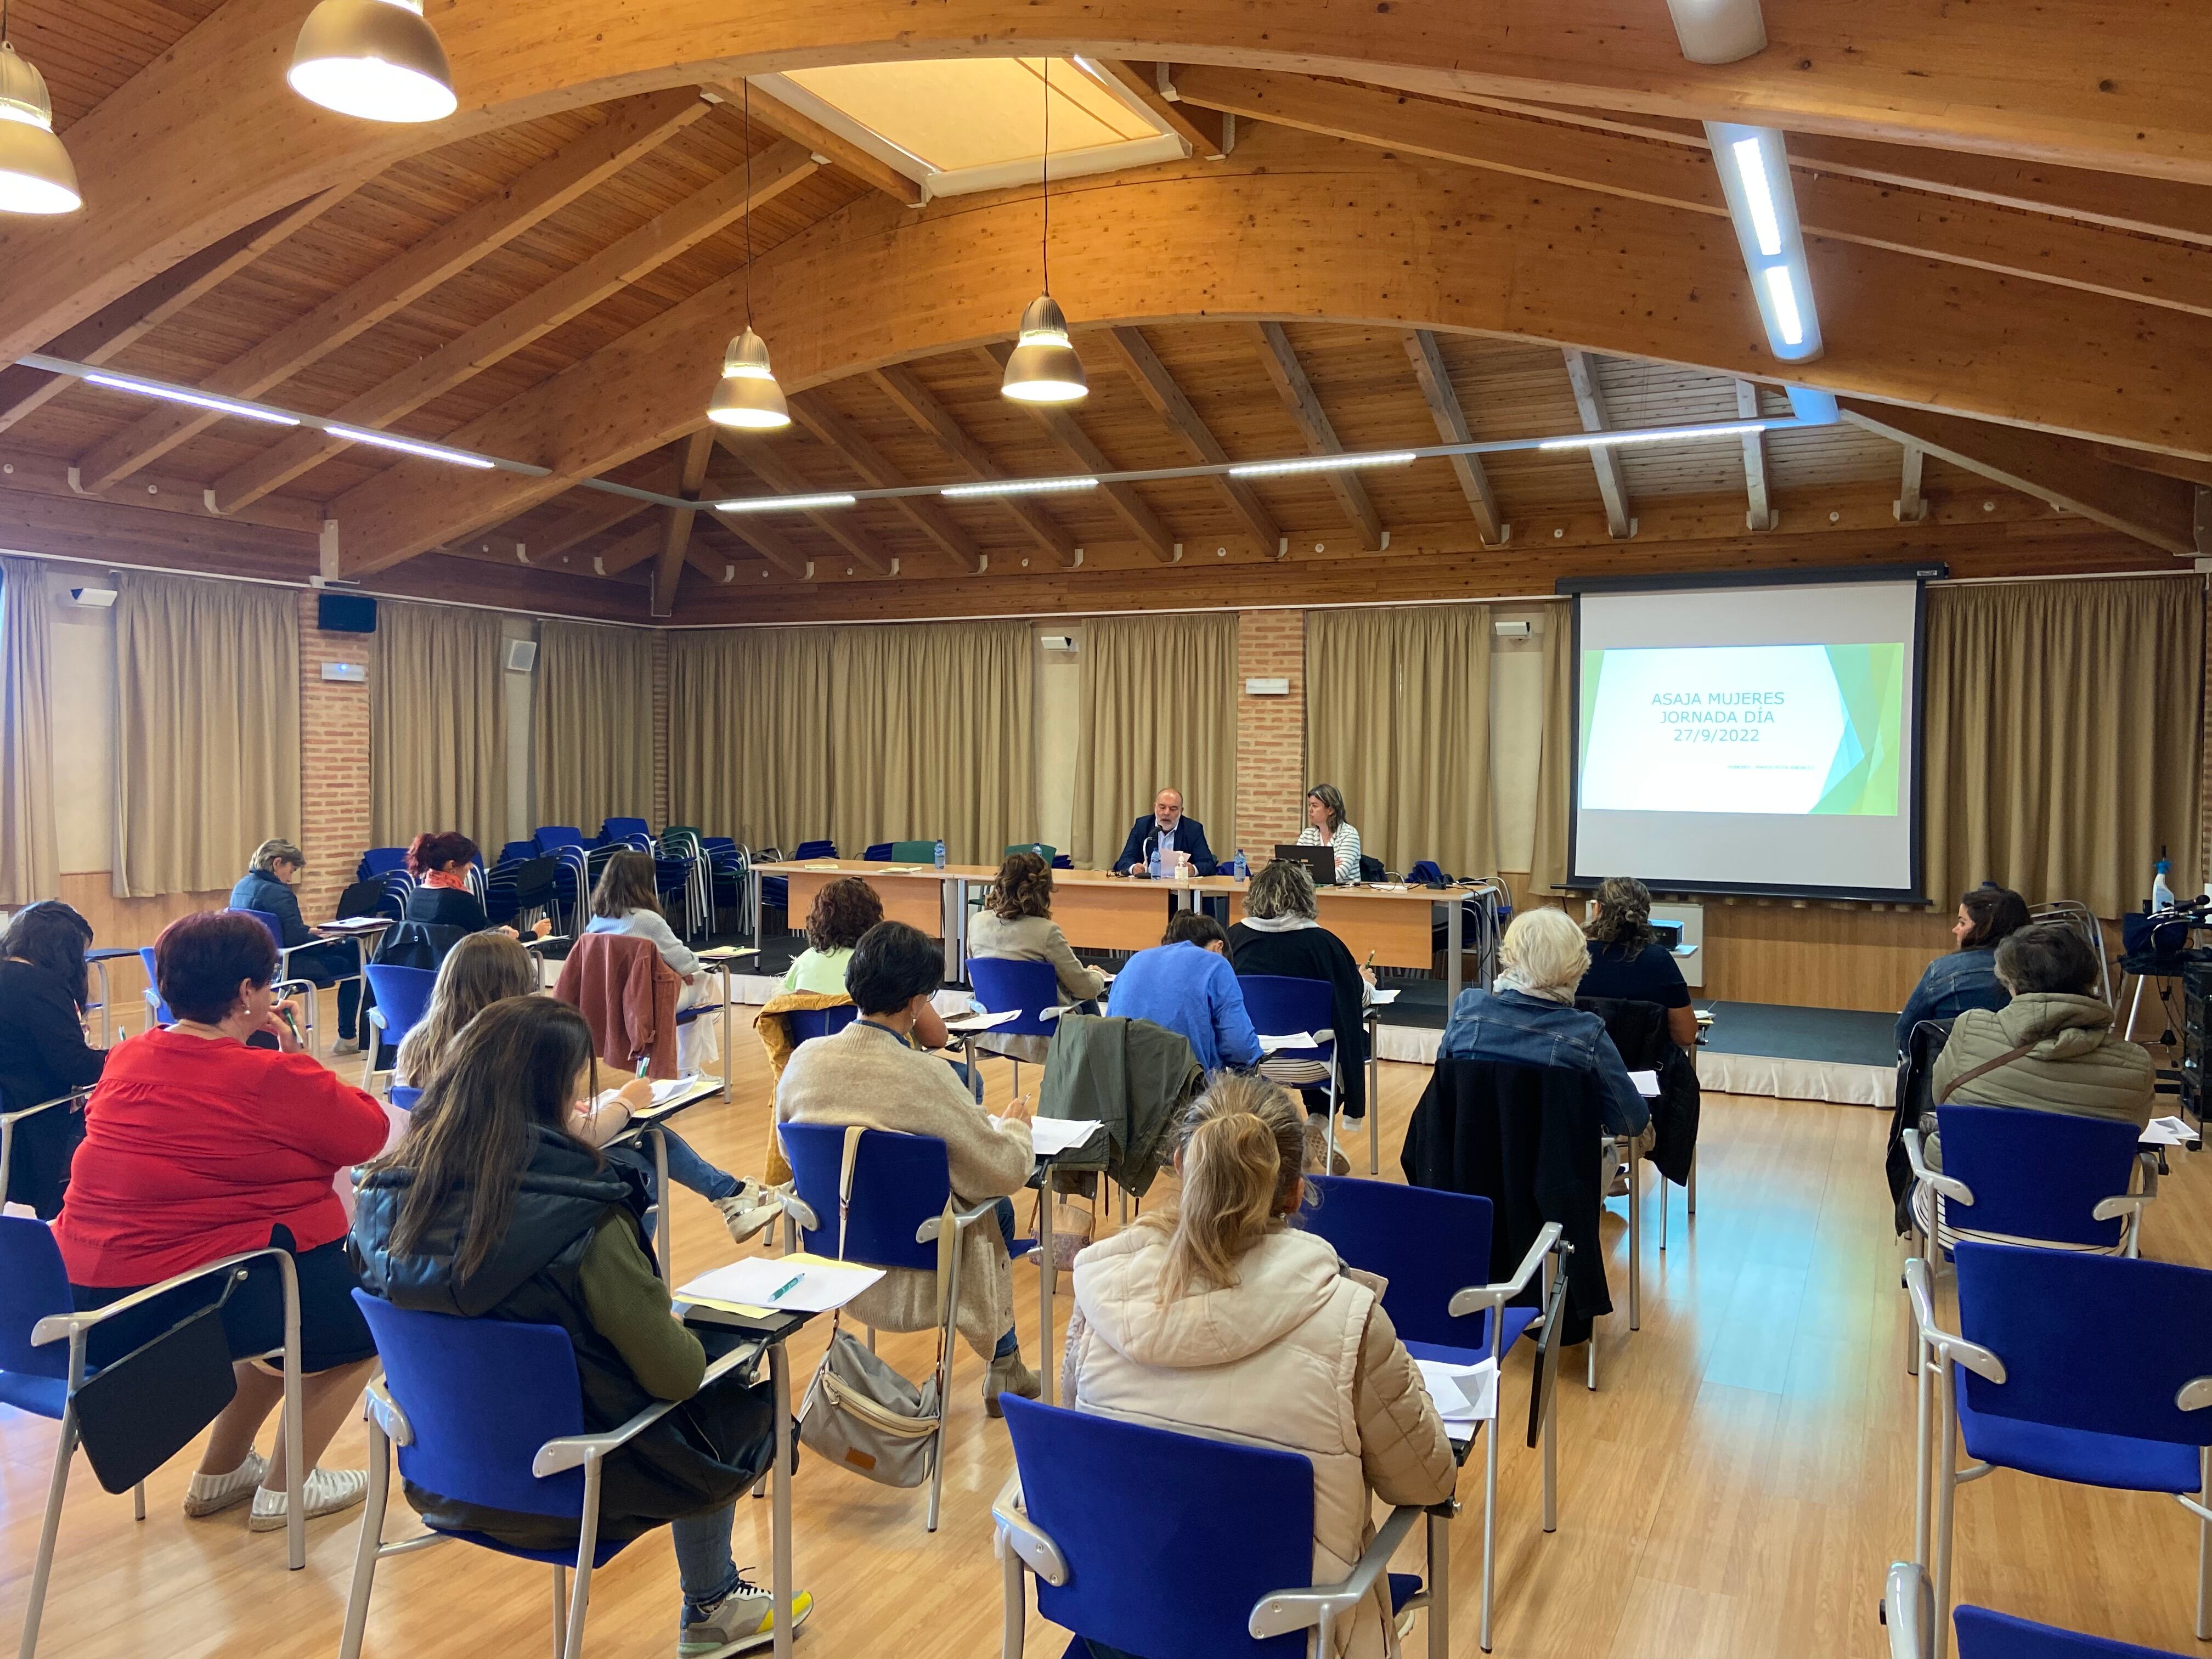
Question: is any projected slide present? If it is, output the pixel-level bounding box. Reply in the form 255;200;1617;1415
1579;643;1905;817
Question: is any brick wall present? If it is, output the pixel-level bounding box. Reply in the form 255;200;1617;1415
296;590;372;918
652;630;670;830
1235;608;1307;854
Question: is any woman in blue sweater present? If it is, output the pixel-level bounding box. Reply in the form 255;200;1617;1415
1107;913;1263;1073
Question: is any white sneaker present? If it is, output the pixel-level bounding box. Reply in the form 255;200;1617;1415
248;1468;368;1531
183;1451;267;1517
331;1036;363;1057
715;1186;780;1245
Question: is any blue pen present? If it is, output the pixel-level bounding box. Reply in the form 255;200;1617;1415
769;1273;803;1301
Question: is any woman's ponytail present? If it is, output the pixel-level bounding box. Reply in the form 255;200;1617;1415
1147;1073;1309;1300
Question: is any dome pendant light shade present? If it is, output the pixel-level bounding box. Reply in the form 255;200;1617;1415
1000;293;1087;404
707;328;790;431
287;0;457;124
0;41;80;215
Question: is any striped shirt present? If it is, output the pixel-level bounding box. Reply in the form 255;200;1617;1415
1297;822;1363;884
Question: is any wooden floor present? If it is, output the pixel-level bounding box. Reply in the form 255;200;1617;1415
3;1036;2208;1659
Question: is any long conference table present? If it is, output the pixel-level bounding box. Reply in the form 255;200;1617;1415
748;858;1500;1006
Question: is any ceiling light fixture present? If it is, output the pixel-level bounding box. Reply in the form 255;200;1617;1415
1662;0;1768;65
1538;421;1768;452
707;80;791;432
941;475;1098;500
325;422;494;469
0;6;81;216
85;370;299;426
287;0;456;123
1229;450;1417;479
715;492;856;514
1706;121;1823;364
1001;59;1088;404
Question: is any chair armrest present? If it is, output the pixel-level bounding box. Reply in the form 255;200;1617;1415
31;1246;296;1347
2092;1193;2153;1221
1249;1503;1423;1639
1883;1561;1934;1659
1900;1257;2006;1383
1;1087;91;1127
537;1337;768;1476
365;1375;414;1447
1447;1222;1565;1318
1902;1129;1974;1207
917;1198;1004;1246
780;1191;820;1233
2177;1376;2212;1412
990;1473;1070;1586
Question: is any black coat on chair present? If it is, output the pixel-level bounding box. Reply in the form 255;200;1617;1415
1885;1017;1956;1234
1576;995;1700;1186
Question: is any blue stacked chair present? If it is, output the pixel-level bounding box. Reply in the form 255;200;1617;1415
760;839;836;928
1884;1560;2185;1659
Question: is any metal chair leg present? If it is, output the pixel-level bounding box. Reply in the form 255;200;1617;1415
1688;1152;1697;1216
560;1464;603;1659
18;1410;77;1659
2198;1447;2211;1641
1931;1363;1961;1659
1479;1405;1499;1653
132;1481;145;1522
927;1229;964;1533
336;1418;391;1659
1912;1327;1932;1568
550;1566;568;1659
1626;1142;1641;1333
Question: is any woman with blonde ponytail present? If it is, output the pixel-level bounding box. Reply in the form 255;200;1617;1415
1061;1074;1456;1659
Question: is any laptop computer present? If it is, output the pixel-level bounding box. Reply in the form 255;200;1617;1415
1271;844;1337;887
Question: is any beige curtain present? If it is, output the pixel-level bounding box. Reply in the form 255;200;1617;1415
536;619;654;832
1306;605;1497;878
0;559;60;904
372;602;506;850
1526;599;1574;894
1925;576;2203;918
672;621;1035;863
1071;613;1239;867
112;571;300;898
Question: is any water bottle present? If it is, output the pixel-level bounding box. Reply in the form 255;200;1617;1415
1232;848;1249;881
1148;845;1162;881
933;839;946;870
2153;846;2176;912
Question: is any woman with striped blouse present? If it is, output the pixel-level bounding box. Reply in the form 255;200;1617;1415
1296;782;1363;885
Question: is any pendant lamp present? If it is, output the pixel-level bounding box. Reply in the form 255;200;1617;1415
0;27;80;215
1001;59;1086;404
706;81;789;431
289;0;456;123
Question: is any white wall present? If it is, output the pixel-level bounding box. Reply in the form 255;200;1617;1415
1032;621;1085;854
44;567;117;876
501;614;539;850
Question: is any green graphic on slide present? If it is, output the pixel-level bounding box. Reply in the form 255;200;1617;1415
1810;642;1904;816
1579;651;1605;775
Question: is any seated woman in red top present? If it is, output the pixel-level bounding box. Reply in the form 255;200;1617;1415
55;910;390;1534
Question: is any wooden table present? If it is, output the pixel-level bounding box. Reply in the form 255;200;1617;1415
751;859;980;979
1187;877;1497;1005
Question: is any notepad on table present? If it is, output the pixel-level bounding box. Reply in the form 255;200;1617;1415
1415;1357;1499;1424
678;1253;884;1315
1030;1118;1105;1158
945;1007;1023;1033
697;945;757;962
650;1075;713;1106
801;860;842;870
1628;1069;1661;1098
2142;1115;2197;1147
1257;1032;1321;1053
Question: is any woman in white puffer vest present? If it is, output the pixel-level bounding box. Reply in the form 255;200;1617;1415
1061;1075;1458;1658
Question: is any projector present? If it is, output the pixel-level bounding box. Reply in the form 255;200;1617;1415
69;586;117;608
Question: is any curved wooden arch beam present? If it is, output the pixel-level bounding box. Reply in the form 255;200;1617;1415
2;0;2207;368
322;129;2212;576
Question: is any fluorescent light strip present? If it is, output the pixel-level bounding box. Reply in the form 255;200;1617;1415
1762;266;1808;348
325;423;495;470
1228;450;1417;479
1730;137;1784;257
84;371;299;427
1538;421;1767;452
715;492;856;514
941;476;1099;500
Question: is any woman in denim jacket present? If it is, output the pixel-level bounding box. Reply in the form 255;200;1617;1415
1438;906;1650;1138
1893;884;2030;1055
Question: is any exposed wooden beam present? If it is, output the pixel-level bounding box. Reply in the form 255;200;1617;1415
1562;349;1634;540
1895;444;1928;523
1734;381;1776;533
1171;70;2212;325
70;91;707;494
1402;330;1505;547
221;143;816;518
1094;61;1228;160
517;482;665;566
715;80;925;207
713;433;896;576
975;343;1178;564
2094;445;2212;490
593;521;665;577
869;365;1080;568
0;447;324;535
651;431;716;615
0;189;350;436
1840;400;2197;557
1248;322;1385;552
1102;325;1279;555
788;397;986;573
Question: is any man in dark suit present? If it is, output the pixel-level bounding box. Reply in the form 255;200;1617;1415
1113;788;1219;877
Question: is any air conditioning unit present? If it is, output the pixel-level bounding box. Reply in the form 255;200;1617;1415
1493;619;1532;639
321;662;369;684
1040;635;1077;653
68;586;117;608
505;639;539;673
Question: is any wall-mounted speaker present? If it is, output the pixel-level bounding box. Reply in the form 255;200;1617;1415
505;639;539;673
317;593;378;634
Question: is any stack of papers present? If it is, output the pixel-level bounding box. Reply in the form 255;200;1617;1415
1415;1357;1499;1425
696;945;757;962
677;1253;885;1316
2142;1115;2197;1147
650;1075;713;1106
1030;1118;1105;1157
1257;1031;1322;1053
1628;1070;1661;1098
945;1007;1023;1033
325;915;393;930
1369;988;1402;1006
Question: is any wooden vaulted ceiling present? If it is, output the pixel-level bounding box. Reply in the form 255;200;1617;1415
0;1;2205;625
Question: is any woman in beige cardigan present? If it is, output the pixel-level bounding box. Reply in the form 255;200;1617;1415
1062;1074;1457;1659
775;920;1041;1413
967;851;1108;1005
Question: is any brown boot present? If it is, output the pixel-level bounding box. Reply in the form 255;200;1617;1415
984;1352;1040;1419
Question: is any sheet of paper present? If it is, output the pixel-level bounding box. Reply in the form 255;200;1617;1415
1628;1069;1661;1098
1415;1357;1499;1424
677;1293;775;1319
945;1007;1022;1032
882;865;929;874
327;916;392;929
696;945;757;961
678;1252;884;1314
1256;1031;1320;1053
2141;1115;2196;1146
1030;1118;1105;1157
651;1075;712;1105
1369;988;1402;1006
801;860;842;870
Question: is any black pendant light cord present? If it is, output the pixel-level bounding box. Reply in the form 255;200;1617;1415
742;78;755;328
1040;58;1051;296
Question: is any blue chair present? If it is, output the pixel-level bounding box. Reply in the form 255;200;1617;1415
357;847;410;879
995;1395;1435;1659
760;838;836;926
966;957;1068;1098
3;1215;311;1659
862;842;894;861
1906;1245;2212;1659
233;906;330;1048
599;816;651;845
136;945;174;1026
1884;1560;2183;1659
1905;1105;2153;1258
784;1006;857;1046
338;1294;773;1659
780;1121;1035;1532
362;964;438;1090
388;1086;422;1113
1238;973;1340;1136
1305;1175;1569;1651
